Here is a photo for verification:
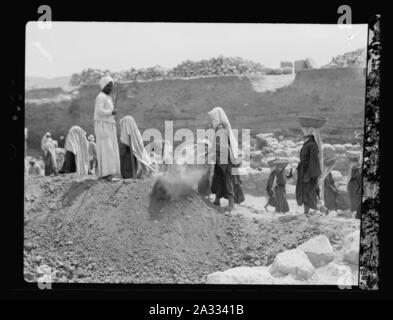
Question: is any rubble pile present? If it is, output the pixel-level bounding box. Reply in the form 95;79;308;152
69;56;296;86
322;48;367;69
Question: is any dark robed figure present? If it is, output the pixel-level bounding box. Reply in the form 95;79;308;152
347;161;362;219
208;107;244;209
324;172;338;211
266;162;290;213
296;129;322;214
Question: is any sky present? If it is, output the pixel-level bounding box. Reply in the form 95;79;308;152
26;22;368;78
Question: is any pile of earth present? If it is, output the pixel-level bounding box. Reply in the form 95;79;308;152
24;173;359;284
24;174;245;283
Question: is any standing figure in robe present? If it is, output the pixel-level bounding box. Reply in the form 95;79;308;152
94;76;121;181
59;126;90;175
347;152;363;219
265;159;290;213
208;107;244;210
295;127;322;215
119;115;154;179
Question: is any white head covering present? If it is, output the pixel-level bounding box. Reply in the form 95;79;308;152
64;126;90;175
42;138;57;169
208;107;240;165
99;76;114;90
41;132;51;153
119;116;154;172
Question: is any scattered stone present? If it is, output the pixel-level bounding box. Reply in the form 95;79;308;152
270;249;315;280
343;230;360;265
337;209;353;219
314;261;354;286
206;266;274;284
24;272;35;282
25;242;35;251
297;235;334;268
278;215;298;223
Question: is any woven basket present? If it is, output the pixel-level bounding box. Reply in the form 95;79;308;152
298;116;327;128
324;157;336;167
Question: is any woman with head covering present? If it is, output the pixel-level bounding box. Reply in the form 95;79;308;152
41;132;51;157
322;154;338;212
119;115;154;179
346;151;362;219
87;134;98;175
208;107;244;210
94;76;121;181
42;137;57;176
59;126;89;175
265;159;290;213
295;127;322;215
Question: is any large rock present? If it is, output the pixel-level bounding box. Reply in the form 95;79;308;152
270;249;315;280
343;230;360;265
275;149;289;157
297;235;334;268
314;261;354;286
206;266;274;284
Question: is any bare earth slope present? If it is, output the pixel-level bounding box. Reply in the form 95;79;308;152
24;174;359;284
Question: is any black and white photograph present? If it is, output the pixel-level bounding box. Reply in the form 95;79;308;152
22;21;373;288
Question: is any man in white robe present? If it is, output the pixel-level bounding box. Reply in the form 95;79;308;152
94;76;121;181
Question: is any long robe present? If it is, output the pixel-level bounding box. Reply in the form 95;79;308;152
119;115;154;179
210;123;244;204
296;136;321;210
266;168;289;213
64;126;90;175
94;92;120;178
59;151;76;174
119;142;138;179
347;165;362;219
324;172;338;211
44;150;57;176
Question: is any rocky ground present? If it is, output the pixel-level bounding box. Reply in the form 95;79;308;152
24;168;359;285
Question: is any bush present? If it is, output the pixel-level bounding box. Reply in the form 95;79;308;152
280;61;293;68
268;68;283;75
282;67;293;74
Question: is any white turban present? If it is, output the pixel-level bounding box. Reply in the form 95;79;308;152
99;76;114;90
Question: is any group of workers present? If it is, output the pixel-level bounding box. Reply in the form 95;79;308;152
264;128;363;219
25;75;363;217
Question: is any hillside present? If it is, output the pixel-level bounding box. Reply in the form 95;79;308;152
25;67;366;153
26;76;71;90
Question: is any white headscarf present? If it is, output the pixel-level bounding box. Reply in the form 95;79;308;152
41;132;51;153
119;116;154;172
99;76;114;90
64;126;90;175
208;107;241;165
42;138;57;169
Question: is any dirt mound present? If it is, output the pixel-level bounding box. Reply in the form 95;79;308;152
24;174;359;284
24;174;243;283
